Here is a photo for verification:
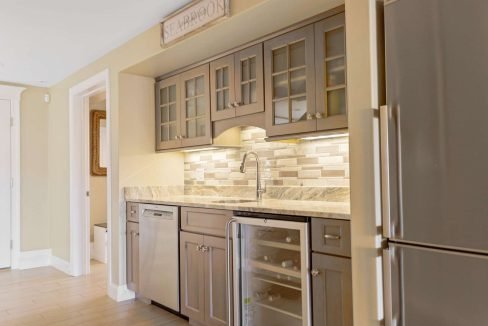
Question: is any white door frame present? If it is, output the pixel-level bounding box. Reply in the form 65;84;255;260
69;70;111;277
0;85;24;269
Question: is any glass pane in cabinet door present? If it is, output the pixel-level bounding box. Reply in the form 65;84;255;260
242;83;250;105
290;68;306;96
250;81;257;103
169;123;177;141
216;69;223;89
223;66;229;87
169;85;176;103
242;59;249;82
186;99;196;118
327;88;346;116
186;119;196;138
217;91;224;111
160;88;168;105
325;27;345;58
161;106;170;123
196;118;206;137
223;89;230;109
196;76;205;95
161;124;168;141
289;41;305;68
238;224;303;326
186;79;195;98
273;73;288;99
326;57;345;87
274;100;289;125
291;97;307;122
196;96;206;116
273;47;288;73
169;104;176;121
249;57;256;79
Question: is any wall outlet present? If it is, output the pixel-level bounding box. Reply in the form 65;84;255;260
195;168;204;182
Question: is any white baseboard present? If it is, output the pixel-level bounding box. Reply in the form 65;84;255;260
108;282;135;302
18;249;52;269
51;255;71;275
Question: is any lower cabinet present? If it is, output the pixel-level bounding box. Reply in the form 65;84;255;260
126;221;139;292
311;253;353;326
180;231;229;326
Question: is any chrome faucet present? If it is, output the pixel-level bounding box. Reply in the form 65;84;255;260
240;151;266;201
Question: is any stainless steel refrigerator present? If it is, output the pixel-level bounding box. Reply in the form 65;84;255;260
382;0;488;325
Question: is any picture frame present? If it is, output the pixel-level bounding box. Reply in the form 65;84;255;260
90;110;107;176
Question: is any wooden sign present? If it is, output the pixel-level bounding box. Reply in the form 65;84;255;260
161;0;230;46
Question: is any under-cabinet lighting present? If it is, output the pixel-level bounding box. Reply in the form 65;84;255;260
182;147;218;153
301;132;349;140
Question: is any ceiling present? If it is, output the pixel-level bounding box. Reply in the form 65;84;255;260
0;0;190;87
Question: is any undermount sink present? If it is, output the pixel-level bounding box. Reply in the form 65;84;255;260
211;199;257;204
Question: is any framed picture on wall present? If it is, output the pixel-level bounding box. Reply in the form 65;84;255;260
90;110;107;176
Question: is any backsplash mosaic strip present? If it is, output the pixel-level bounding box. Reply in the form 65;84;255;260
184;127;350;190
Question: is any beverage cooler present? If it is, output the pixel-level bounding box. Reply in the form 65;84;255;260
226;212;311;326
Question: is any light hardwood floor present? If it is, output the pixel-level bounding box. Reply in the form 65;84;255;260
0;261;189;325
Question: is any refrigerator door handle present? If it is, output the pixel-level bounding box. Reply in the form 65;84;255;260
383;248;394;326
380;105;392;238
226;218;238;326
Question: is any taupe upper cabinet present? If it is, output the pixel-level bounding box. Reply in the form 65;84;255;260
180;64;212;147
315;13;348;131
211;44;264;121
156;75;181;150
156;65;211;150
264;25;316;137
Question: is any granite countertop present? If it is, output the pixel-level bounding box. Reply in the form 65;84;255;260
126;194;350;220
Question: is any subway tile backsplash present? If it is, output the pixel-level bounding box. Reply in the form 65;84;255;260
184;127;349;189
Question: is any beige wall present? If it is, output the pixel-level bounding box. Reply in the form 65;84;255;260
47;0;347;287
18;86;50;251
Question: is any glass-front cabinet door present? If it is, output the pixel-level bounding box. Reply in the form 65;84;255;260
210;55;236;121
235;44;264;117
156;75;181;150
180;64;212;147
232;217;311;326
264;25;316;137
315;13;348;131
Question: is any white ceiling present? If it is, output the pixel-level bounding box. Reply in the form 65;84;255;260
0;0;190;87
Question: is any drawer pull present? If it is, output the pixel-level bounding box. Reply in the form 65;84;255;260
130;210;136;214
311;269;320;277
324;234;341;240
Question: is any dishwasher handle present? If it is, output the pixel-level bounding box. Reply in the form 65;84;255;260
142;209;174;220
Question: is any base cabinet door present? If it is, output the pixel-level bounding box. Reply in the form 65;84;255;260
180;232;206;323
204;236;229;326
126;221;139;292
311;253;352;326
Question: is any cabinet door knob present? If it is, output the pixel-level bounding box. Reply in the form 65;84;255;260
315;112;323;119
174;135;179;140
201;245;209;252
306;112;313;120
311;269;320;277
196;244;202;252
233;101;240;108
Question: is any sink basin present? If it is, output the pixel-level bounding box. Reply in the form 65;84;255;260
211;199;257;204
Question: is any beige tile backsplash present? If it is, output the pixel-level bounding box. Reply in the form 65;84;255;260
184;127;349;188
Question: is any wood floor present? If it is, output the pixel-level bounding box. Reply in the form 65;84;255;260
0;261;189;325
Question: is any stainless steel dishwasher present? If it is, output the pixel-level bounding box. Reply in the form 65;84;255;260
139;204;179;311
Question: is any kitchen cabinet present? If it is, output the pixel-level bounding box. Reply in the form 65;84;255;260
126;221;139;292
210;44;264;121
264;13;347;137
180;231;230;326
264;25;316;137
314;13;348;131
156;64;211;150
311;253;352;326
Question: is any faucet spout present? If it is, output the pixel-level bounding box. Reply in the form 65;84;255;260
239;151;266;201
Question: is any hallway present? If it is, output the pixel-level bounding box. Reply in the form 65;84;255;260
0;261;189;325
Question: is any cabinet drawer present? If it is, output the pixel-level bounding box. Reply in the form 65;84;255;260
126;202;139;222
312;218;351;257
181;207;232;237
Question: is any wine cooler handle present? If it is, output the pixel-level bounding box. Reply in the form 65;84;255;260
225;218;238;326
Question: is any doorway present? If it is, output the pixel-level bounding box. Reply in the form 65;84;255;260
69;70;111;278
0;86;23;270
